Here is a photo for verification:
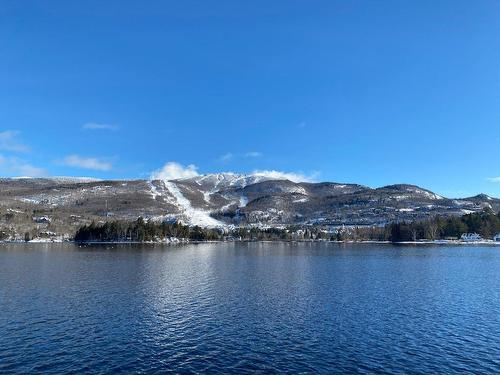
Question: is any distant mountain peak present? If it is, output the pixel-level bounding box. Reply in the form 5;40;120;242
0;177;498;234
378;184;443;200
177;172;288;190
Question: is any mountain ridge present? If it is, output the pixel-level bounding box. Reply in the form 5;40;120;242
0;174;498;239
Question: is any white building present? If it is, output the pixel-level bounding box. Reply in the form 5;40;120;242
494;233;500;242
460;233;483;242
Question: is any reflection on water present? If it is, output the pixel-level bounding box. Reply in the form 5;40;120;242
0;242;499;373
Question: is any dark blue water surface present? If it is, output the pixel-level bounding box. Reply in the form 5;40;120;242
1;243;499;374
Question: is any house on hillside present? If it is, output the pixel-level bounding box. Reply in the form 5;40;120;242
32;216;51;224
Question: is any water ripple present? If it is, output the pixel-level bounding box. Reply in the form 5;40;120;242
0;243;499;374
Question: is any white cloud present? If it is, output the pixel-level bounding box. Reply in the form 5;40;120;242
149;163;319;183
487;177;500;182
245;151;262;158
150;162;199;181
61;155;112;171
0;155;46;177
82;122;119;131
0;131;30;152
217;153;234;163
252;169;320;183
218;151;262;162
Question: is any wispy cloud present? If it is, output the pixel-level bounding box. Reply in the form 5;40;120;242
60;155;113;171
82;122;119;131
150;162;318;183
252;169;320;183
245;151;263;158
487;177;500;182
151;162;199;181
0;131;30;152
0;155;46;177
217;151;263;163
217;153;234;163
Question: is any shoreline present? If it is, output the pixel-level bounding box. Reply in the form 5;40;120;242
2;239;500;246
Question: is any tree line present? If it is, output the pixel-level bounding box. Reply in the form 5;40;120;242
383;209;500;242
74;218;221;242
74;209;500;243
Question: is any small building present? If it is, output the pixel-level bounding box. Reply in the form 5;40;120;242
32;216;51;224
494;233;500;242
460;233;482;242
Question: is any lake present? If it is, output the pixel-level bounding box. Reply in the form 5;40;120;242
0;242;499;374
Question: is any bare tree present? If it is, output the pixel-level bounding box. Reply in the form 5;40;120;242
426;218;439;240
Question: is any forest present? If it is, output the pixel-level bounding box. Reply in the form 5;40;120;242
74;209;500;243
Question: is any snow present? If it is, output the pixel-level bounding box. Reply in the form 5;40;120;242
293;198;308;203
202;191;211;204
246;208;286;223
28;236;65;243
147;181;177;205
187;173;263;205
407;187;443;200
239;196;248;207
218;202;235;212
20;197;42;204
393;195;411;201
12;176;100;183
33;216;51;223
48;177;102;183
149;181;161;200
424;192;443;200
287;186;308;194
180;172;294;190
163;181;224;227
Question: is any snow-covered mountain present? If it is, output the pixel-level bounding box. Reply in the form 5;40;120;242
180;173;272;190
0;174;498;238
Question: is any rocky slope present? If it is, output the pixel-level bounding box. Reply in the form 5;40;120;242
0;175;498;239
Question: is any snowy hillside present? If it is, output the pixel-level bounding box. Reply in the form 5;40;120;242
0;174;498;239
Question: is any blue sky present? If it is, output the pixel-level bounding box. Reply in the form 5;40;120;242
1;0;500;197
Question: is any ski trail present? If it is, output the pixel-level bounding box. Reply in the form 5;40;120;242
163;181;223;227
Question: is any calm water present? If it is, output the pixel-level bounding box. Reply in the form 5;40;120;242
0;243;499;374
